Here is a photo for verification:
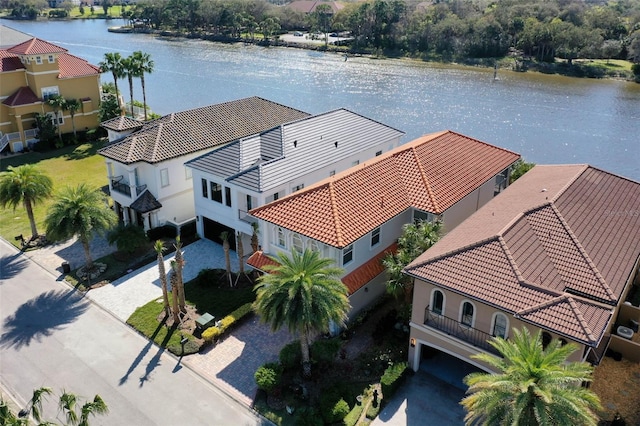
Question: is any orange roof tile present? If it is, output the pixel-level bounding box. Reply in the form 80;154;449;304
7;38;67;55
251;131;520;248
58;52;100;78
406;164;640;345
247;251;280;271
342;243;397;294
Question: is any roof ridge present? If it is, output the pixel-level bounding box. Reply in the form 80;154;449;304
446;130;521;158
549;203;615;300
328;181;345;247
411;146;441;213
549;164;589;203
565;296;598;343
516;294;568;316
406;236;501;273
497;236;525;283
150;122;163;162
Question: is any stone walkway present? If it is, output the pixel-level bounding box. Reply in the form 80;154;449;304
19;236;295;409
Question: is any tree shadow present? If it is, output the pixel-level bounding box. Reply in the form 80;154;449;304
0;289;89;350
64;142;101;161
0;252;29;280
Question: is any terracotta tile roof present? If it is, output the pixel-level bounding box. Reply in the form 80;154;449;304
3;87;40;107
247;251;280;271
98;97;310;164
342;243;397;294
0;49;24;72
101;116;145;132
247;243;398;295
130;190;162;213
250;130;520;248
7;37;67;55
287;0;343;13
405;164;640;346
58;52;100;78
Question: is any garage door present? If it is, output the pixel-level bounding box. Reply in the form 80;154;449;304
202;216;236;249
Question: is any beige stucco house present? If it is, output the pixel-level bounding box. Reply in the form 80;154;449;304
405;164;640;373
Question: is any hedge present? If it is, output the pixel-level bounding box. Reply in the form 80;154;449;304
201;303;253;344
254;362;282;393
380;362;408;403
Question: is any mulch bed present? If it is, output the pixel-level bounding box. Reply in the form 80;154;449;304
591;357;640;424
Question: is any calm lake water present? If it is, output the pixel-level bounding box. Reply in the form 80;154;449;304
5;19;640;180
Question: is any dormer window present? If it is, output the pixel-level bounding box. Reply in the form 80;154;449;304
48;55;55;63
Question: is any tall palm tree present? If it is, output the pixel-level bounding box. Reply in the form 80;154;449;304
155;240;170;317
461;327;602;426
65;98;82;138
59;390;79;425
46;95;66;143
253;249;350;377
121;55;141;117
0;165;53;240
99;52;124;111
220;231;233;287
25;386;53;423
383;220;441;303
169;260;180;325
44;183;118;270
78;394;108;426
131;51;154;120
250;222;260;253
173;236;186;313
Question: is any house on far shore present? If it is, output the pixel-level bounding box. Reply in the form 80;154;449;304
405;164;640;374
248;130;520;318
98;97;310;231
0;28;101;153
286;0;343;14
185;108;404;250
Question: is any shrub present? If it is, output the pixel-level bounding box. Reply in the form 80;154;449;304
201;303;253;343
167;337;200;355
311;337;342;364
380;362;408;403
343;403;364;426
279;340;302;370
202;326;221;343
320;391;350;423
331;399;350;422
254;362;282;392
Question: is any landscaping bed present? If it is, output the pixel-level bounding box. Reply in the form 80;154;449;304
592;357;640;424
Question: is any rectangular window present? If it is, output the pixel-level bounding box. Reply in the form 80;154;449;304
352;160;360;166
225;187;232;207
36;56;42;64
41;86;60;101
201;178;208;198
375;150;382;156
211;182;222;203
185;167;192;180
293;183;304;192
277;228;286;247
160;168;169;187
273;192;279;201
413;210;434;224
246;194;253;211
48;55;55;63
46;112;63;126
343;244;353;265
371;227;380;247
329;170;335;177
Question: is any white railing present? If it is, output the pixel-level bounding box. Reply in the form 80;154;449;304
0;132;20;152
24;128;38;139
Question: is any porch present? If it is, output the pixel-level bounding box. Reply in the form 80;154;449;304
0;129;38;153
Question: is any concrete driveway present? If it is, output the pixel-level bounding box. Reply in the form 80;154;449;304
373;349;482;425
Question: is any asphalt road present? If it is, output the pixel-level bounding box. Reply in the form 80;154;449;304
0;239;267;425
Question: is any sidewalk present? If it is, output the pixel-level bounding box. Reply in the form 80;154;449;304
14;236;294;409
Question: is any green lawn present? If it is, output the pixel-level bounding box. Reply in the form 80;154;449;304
0;141;108;247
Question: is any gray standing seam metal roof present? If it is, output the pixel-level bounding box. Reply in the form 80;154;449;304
98;97;310;165
186;108;405;192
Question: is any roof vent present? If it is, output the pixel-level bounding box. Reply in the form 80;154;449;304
293;140;297;148
541;188;547;192
334;141;338;148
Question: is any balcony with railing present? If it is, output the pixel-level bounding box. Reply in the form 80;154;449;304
238;209;258;224
424;307;501;356
110;175;131;197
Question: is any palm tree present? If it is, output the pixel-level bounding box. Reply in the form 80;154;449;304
220;231;233;287
253;249;350;377
155;240;171;317
250;222;260;253
46;94;66;143
383;220;441;303
44;183;118;270
121;55;141;117
131;51;154;120
0;165;53;240
169;260;180;325
234;230;246;286
99;52;124;111
65;98;82;138
59;390;79;425
173;236;186;313
25;386;53;423
461;327;602;426
78;394;108;426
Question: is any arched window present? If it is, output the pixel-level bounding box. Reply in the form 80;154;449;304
276;227;286;248
541;332;552;349
431;290;445;315
492;313;508;339
461;301;475;327
292;233;303;254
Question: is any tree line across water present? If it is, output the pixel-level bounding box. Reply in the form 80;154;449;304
120;0;639;74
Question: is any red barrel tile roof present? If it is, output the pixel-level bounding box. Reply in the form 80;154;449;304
250;130;520;248
7;38;67;55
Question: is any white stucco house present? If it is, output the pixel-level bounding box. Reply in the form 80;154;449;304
248;131;521;317
185;108;405;250
98;97;310;231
